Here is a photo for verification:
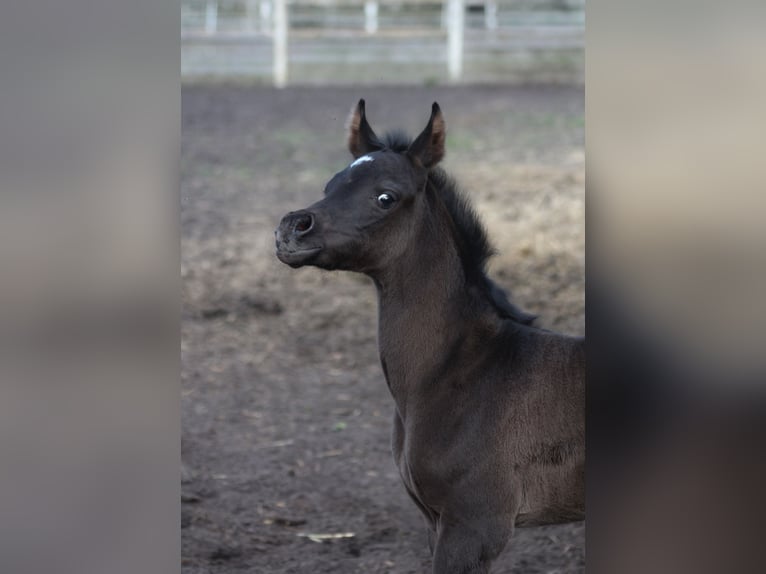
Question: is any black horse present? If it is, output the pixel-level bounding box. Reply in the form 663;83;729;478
276;100;584;573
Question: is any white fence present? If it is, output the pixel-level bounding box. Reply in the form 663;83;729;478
181;0;584;85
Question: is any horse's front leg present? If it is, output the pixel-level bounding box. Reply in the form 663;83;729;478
432;517;512;574
426;524;436;556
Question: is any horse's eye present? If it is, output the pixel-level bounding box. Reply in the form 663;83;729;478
376;193;397;209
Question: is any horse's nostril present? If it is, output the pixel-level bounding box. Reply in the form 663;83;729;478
294;213;314;234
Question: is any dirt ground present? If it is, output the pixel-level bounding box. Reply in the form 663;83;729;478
181;85;584;573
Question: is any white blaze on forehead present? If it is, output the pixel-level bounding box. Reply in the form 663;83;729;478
349;155;374;169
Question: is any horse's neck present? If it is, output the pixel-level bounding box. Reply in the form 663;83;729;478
371;213;490;418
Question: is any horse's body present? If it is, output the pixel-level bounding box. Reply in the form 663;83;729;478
276;100;584;573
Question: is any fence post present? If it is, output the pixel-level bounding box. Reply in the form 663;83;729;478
205;1;218;35
260;1;272;33
273;0;288;88
485;1;498;30
364;1;379;34
446;0;464;82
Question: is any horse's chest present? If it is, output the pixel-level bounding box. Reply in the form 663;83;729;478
391;412;448;524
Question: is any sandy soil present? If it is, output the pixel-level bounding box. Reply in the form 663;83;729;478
181;85;584;573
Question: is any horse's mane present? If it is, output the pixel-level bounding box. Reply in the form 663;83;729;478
381;131;537;326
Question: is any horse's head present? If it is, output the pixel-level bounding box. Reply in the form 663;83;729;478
275;99;445;273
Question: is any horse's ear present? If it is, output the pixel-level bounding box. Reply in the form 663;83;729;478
407;102;446;169
346;99;382;158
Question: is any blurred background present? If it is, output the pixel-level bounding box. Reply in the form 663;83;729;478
2;2;765;574
181;0;584;84
181;1;584;573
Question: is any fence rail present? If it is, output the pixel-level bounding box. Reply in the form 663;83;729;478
181;0;584;84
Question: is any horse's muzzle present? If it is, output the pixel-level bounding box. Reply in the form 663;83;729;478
279;211;314;238
275;210;321;267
